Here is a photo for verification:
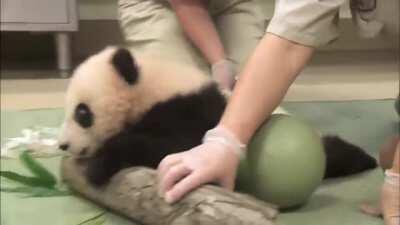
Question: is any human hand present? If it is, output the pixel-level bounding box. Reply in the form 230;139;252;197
211;59;236;90
157;126;245;204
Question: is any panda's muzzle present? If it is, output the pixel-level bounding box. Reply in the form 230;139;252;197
59;143;70;151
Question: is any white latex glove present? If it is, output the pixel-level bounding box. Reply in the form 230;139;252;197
211;59;236;91
157;126;245;204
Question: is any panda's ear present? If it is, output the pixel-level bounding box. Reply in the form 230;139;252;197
111;48;138;85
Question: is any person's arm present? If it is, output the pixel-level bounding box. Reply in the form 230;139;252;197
168;0;235;89
220;33;314;143
168;0;225;64
158;33;314;204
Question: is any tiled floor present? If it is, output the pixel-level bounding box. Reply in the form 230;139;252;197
1;51;398;110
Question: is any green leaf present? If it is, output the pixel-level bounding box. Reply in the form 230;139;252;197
19;151;57;187
1;186;70;197
23;187;70;197
77;212;106;225
1;186;37;193
0;171;53;188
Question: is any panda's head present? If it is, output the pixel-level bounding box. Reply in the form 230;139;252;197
58;47;210;157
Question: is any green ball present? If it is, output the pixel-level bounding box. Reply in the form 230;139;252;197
237;114;326;208
235;157;254;193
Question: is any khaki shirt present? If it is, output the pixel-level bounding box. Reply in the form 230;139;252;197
267;0;345;47
267;0;382;47
118;0;383;72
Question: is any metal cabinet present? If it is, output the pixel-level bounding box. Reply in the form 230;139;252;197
1;0;78;75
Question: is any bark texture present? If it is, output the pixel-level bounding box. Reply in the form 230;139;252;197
62;157;278;225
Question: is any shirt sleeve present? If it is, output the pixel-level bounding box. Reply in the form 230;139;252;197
266;0;345;47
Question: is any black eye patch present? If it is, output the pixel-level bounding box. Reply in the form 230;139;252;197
74;103;93;128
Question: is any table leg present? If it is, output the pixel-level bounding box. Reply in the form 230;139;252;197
55;32;72;77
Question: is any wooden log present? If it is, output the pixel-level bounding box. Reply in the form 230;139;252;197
61;157;278;225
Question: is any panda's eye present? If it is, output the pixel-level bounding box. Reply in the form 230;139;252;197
74;103;93;128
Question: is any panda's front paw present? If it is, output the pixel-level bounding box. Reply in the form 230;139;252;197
86;165;110;186
85;155;120;186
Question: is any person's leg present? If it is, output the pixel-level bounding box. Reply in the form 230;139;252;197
390;147;400;172
118;0;208;72
381;145;400;225
380;136;400;169
211;0;268;73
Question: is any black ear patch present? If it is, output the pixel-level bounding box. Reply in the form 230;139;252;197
111;48;138;85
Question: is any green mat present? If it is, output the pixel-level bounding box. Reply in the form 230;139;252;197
1;100;398;225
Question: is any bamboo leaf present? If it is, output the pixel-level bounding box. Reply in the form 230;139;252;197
77;212;106;225
19;151;57;187
23;187;70;197
1;186;70;197
0;171;52;188
1;186;36;193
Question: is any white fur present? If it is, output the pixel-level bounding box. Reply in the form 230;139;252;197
59;47;213;157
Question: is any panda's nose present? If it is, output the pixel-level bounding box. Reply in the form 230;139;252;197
59;143;70;151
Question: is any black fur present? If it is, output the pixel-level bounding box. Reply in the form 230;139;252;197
86;83;226;186
84;83;378;185
111;48;138;85
323;135;377;178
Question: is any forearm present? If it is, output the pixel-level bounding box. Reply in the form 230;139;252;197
220;34;314;144
390;147;399;173
168;0;225;64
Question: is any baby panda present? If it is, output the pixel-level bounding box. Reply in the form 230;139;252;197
59;47;226;185
58;47;377;186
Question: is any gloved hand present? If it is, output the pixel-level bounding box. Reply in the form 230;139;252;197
211;59;236;91
157;126;245;204
381;170;400;225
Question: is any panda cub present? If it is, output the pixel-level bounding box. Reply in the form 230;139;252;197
59;47;377;186
59;47;226;185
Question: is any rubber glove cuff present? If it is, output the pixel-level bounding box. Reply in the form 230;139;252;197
203;126;246;158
